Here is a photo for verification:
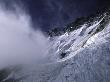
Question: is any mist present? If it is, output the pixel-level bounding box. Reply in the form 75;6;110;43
0;6;49;69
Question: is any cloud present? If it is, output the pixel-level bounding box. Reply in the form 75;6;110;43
0;5;49;69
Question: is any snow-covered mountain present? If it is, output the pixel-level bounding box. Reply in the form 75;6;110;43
1;9;110;82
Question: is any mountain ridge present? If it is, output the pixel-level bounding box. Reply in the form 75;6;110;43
1;7;110;82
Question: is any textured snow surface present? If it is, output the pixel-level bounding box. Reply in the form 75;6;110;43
2;14;110;82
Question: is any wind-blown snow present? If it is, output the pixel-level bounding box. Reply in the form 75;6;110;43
0;5;110;82
0;7;49;69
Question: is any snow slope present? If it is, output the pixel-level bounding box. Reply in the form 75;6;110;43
1;11;110;82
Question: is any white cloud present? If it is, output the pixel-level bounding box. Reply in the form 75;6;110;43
0;7;49;69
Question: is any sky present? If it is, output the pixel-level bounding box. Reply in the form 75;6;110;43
1;0;110;31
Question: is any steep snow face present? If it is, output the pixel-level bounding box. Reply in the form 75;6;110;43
48;16;106;62
1;11;110;82
51;19;110;82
